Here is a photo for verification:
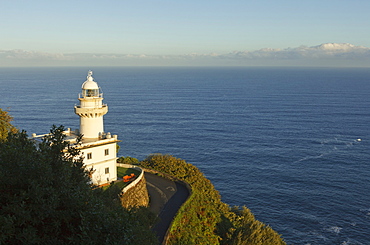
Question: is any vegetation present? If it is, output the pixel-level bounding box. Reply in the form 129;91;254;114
118;156;139;165
0;108;17;142
140;154;286;245
0;123;157;244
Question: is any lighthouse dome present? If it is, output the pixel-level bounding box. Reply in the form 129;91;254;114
82;71;99;89
82;79;99;90
81;71;101;98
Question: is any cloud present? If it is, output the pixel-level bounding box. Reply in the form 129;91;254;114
1;49;72;61
221;43;370;60
1;43;370;67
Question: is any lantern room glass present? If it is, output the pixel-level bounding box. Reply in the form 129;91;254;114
83;89;99;97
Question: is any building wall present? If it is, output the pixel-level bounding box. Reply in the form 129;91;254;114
80;142;117;185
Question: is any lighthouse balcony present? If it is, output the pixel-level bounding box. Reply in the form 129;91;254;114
75;102;107;109
74;105;108;117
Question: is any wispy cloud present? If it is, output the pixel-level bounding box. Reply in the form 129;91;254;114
1;43;370;67
222;43;370;60
1;49;73;61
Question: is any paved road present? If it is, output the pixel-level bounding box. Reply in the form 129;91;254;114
145;172;190;244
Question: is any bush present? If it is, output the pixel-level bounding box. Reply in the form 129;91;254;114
118;156;139;165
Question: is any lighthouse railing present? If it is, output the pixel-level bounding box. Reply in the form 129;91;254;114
78;92;104;99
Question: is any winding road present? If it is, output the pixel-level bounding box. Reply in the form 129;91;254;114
145;172;190;244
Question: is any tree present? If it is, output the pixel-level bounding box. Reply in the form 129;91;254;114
0;108;17;142
0;125;157;244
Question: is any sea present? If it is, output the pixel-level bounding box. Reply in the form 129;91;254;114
1;66;369;245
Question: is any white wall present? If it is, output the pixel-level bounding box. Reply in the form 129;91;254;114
80;142;117;185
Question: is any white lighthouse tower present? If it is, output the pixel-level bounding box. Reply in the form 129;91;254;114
75;70;108;139
73;70;118;185
32;71;118;185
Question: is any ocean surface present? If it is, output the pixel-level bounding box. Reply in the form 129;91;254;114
1;66;370;244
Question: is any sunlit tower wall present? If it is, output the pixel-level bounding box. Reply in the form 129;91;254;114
74;71;108;139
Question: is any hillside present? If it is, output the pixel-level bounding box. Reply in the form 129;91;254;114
1;108;285;244
139;154;286;245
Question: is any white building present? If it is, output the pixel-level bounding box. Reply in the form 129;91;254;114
33;71;119;185
73;70;118;185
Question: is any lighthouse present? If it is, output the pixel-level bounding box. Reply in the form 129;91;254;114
73;70;118;185
74;70;108;139
32;70;119;185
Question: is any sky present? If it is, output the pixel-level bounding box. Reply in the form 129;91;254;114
1;0;370;67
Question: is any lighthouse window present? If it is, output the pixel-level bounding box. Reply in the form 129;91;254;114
105;149;109;156
84;89;99;97
87;152;92;160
